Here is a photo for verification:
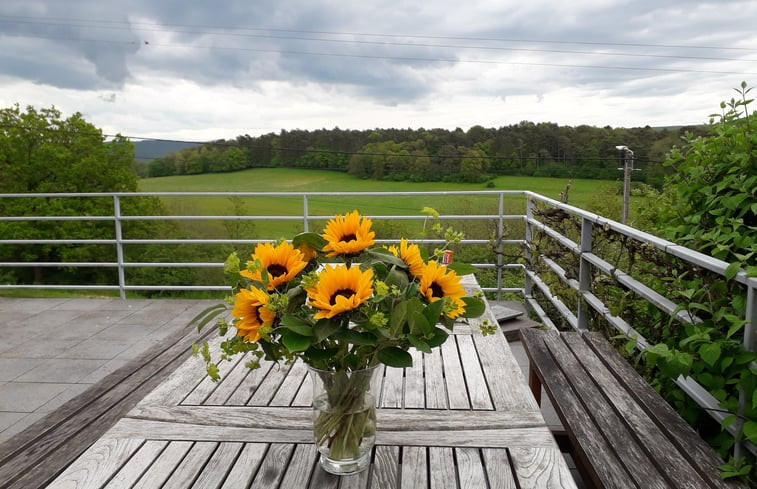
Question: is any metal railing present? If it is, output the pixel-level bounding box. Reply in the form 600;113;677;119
1;190;755;457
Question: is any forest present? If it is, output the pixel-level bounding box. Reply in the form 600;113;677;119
143;122;706;187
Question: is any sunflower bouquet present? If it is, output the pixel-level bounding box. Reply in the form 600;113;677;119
190;209;490;473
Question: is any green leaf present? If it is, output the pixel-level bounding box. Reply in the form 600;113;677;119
743;421;757;443
385;267;409;289
304;346;340;361
409;310;432;336
407;334;432;353
724;261;741;281
422;297;445;325
425;326;449;348
281;329;311;352
313;318;342;342
698;343;721;367
187;303;227;332
332;329;378;345
291;232;327;251
365;248;407;268
460;297;485;318
279;315;313;336
378;347;413;368
446;262;477;275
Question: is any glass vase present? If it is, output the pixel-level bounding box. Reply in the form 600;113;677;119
308;364;380;475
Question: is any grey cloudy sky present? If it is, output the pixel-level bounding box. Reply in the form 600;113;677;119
1;0;755;141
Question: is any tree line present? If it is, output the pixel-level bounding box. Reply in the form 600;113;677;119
145;122;706;187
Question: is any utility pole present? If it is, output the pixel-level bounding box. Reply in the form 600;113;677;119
616;145;635;224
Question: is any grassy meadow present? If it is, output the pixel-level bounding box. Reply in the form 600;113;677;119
137;168;627;239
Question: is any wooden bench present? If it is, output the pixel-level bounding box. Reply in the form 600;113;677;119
520;328;749;489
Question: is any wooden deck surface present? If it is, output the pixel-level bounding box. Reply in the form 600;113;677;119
14;278;578;488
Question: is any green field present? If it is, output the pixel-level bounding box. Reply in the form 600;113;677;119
138;168;625;238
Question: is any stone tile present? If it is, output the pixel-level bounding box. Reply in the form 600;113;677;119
15;358;107;383
0;339;82;359
55;299;120;311
0;298;67;313
37;383;93;412
56;339;133;360
94;323;162;342
0;358;41;381
79;358;131;384
0;411;27;432
25;309;85;326
0;411;48;444
0;382;72;412
53;321;112;341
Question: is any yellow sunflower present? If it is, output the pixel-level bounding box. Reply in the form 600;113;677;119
298;242;318;262
232;286;276;342
306;265;374;319
240;241;308;290
418;261;466;319
388;238;425;278
322;210;375;257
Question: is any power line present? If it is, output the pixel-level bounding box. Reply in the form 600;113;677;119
2;31;755;76
1;17;754;63
2;14;755;53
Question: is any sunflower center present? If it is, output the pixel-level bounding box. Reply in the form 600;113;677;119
430;282;444;298
329;288;355;305
340;233;357;242
267;264;288;278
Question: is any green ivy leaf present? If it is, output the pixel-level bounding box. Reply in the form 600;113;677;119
378;346;413;368
743;421;757;443
291;232;327;251
409;310;432;336
332;329;377;345
698;343;721;368
313;318;341;342
724;261;741;281
422;297;445;325
425;326;449;348
446;262;477;275
460;297;485;318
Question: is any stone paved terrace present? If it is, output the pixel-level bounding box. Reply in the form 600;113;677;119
0;297;220;444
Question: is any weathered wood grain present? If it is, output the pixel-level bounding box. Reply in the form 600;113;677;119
581;333;748;489
190;442;244;489
456;335;493;410
277;443;318;488
473;331;537;412
248;443;295;488
46;437;145;489
509;447;578;489
400;446;428;489
381;362;405;408
161;441;218;489
404;349;425;408
481;448;517;489
442;339;470;409
203;353;255;406
103;440;168;489
131;441;193;489
248;363;293;406
429;447;457;489
182;353;245;406
219;443;267;489
371;446;399;489
424;348;447;409
224;361;274;405
455;448;487;489
270;360;309;406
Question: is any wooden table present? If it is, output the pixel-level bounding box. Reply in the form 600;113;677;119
48;279;577;489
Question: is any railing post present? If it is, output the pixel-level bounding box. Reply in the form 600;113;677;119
524;196;534;300
496;192;504;301
576;217;593;331
736;283;757;460
113;195;126;300
303;194;309;233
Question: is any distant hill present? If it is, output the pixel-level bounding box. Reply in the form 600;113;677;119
133;140;202;162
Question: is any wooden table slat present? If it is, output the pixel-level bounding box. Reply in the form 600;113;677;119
441;339;471;409
455;335;494;410
203;353;256;406
480;448;517;489
46;437;145;489
182;353;245;406
248;443;295;488
404;349;425;408
473;332;537;411
270;360;309;406
131;441;194;489
429;447;458;489
509;447;578;489
103;440;169;489
190;441;244;489
224;361;274;405
371;445;399;489
218;443;268;489
400;446;429;489
277;443;318;488
160;441;218;489
381;362;405;408
424;348;448;409
454;447;488;489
